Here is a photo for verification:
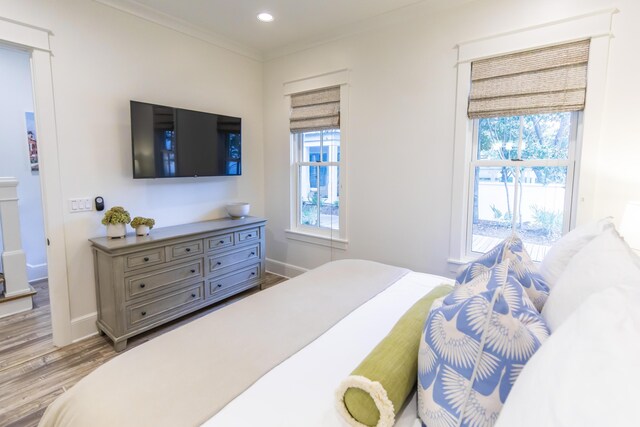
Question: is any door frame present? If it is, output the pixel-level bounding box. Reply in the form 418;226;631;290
0;17;72;346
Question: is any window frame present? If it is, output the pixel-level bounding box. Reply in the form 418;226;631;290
447;10;614;271
465;113;581;260
291;129;342;237
283;70;349;249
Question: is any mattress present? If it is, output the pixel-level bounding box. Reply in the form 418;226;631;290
203;271;453;427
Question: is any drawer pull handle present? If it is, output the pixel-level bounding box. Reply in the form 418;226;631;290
219;240;225;244
216;262;222;266
251;272;256;276
247;234;252;237
140;283;146;288
191;293;197;298
143;257;149;262
141;311;147;316
250;252;255;256
190;269;196;273
185;248;191;252
217;284;222;288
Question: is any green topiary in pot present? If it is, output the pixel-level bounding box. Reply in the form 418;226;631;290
101;206;131;225
101;206;131;238
130;217;155;228
131;216;155;236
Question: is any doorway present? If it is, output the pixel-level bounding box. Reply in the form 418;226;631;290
0;17;72;347
0;45;49;294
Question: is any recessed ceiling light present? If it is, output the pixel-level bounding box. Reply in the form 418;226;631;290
257;12;274;23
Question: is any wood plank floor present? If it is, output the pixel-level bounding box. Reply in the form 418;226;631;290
0;273;287;427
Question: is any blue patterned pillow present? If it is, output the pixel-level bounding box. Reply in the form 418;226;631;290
418;260;549;427
456;235;550;311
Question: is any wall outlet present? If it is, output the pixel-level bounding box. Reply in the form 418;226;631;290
69;198;92;212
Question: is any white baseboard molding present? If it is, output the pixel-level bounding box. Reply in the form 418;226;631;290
71;312;98;343
265;258;308;278
27;262;48;283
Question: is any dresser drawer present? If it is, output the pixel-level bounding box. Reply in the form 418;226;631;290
124;247;165;272
208;264;260;298
127;282;204;329
208;243;259;273
167;239;203;262
126;260;203;300
206;233;234;251
235;227;259;244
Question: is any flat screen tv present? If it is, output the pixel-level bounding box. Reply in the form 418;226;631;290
130;101;241;178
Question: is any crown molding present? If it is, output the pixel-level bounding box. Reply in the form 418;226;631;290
94;0;479;63
263;0;474;61
94;0;263;61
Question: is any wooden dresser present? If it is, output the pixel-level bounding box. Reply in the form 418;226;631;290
89;217;266;351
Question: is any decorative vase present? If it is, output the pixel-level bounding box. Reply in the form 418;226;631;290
135;225;150;236
106;223;126;239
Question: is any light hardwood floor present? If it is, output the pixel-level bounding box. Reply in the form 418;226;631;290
0;273;287;427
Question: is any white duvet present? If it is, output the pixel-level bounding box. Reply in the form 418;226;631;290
203;271;452;427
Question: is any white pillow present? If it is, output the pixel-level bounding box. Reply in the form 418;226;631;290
495;283;640;427
538;217;613;287
541;226;640;332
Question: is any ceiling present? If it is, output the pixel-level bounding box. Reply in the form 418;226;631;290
99;0;471;60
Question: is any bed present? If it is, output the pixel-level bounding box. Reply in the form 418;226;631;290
39;259;447;427
39;221;640;427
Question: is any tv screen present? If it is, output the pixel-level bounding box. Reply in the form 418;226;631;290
130;101;241;178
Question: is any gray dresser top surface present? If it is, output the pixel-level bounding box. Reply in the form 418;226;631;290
89;216;266;252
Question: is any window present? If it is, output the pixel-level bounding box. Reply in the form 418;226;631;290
448;10;616;269
284;72;348;248
293;129;340;230
469;112;579;262
463;40;589;262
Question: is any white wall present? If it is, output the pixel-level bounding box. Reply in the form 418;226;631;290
0;46;48;282
1;0;263;338
263;0;640;277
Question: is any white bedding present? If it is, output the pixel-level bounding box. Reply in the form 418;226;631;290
203;271;452;427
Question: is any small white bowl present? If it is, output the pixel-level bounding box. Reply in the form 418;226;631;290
226;202;250;219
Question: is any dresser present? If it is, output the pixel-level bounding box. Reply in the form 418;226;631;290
89;217;266;351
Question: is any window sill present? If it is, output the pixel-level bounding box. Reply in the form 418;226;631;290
285;229;348;250
447;257;475;274
448;249;543;274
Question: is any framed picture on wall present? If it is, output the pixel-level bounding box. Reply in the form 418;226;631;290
25;112;38;172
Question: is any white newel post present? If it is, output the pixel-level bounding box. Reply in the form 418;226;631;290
0;178;33;316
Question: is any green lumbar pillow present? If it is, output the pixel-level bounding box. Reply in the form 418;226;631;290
336;284;453;427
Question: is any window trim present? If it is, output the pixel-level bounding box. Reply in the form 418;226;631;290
448;9;615;271
284;70;349;247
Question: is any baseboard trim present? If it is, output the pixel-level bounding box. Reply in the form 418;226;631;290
26;262;48;283
71;312;98;343
266;258;307;278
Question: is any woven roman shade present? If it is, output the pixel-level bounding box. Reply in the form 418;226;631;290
290;86;340;133
468;39;590;119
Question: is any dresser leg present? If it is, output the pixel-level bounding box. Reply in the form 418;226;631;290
113;339;127;352
97;329;105;336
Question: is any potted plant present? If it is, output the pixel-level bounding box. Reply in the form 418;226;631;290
101;206;131;239
131;216;155;236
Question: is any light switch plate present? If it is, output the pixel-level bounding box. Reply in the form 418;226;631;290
69;198;92;212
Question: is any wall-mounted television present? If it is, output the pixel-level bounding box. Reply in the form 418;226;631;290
130;101;241;178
